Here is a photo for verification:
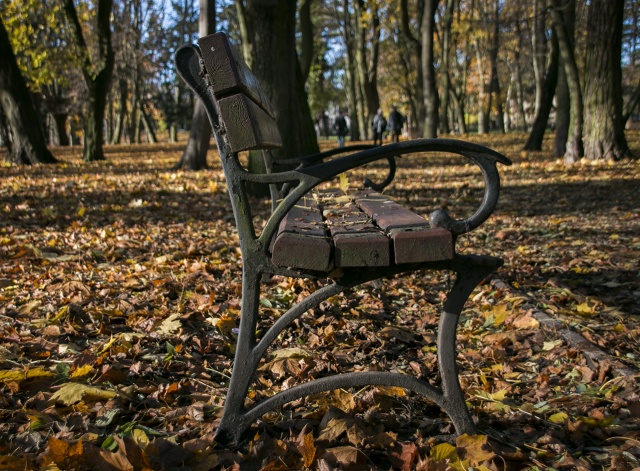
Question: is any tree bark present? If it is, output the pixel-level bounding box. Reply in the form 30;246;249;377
514;19;528;132
553;0;574;157
531;0;547;117
485;0;504;133
439;0;455;134
237;0;319;195
353;0;381;135
623;82;640;124
62;0;114;162
340;0;360;141
550;0;583;164
583;0;631;161
422;0;439;138
110;78;127;144
401;0;425;137
174;0;214;170
0;19;56;164
524;29;559;151
299;0;314;85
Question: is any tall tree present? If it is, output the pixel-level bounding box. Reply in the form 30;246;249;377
422;0;439;138
173;0;215;170
400;0;425;137
583;0;631;160
338;0;361;141
62;0;114;161
524;27;559;151
438;0;455;134
353;0;381;138
553;0;575;157
0;18;56;164
483;0;504;133
550;0;583;164
236;0;319;175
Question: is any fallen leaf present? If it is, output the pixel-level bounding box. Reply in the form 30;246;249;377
50;383;117;406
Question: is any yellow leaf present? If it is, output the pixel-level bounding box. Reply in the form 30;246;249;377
456;434;496;465
50;383;117;406
270;348;314;360
492;304;509;326
211;315;235;335
77;207;85;217
339;173;349;194
70;364;94;379
576;302;596;316
0;367;55;383
549;412;568;424
300;432;316;467
132;428;149;450
430;442;458;462
376;386;406;397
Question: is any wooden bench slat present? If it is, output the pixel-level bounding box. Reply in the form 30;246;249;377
320;192;390;267
217;94;282;152
197;33;275;118
353;190;454;264
271;196;333;272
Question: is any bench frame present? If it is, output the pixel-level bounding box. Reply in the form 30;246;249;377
175;33;511;446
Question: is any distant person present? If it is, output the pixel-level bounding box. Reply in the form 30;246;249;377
334;111;349;148
371;109;387;146
388;106;403;143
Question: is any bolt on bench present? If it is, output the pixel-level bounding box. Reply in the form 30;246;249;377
176;32;511;446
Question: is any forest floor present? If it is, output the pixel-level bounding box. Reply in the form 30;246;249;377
0;131;639;471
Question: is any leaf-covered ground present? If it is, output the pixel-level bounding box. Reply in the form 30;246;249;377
0;132;639;471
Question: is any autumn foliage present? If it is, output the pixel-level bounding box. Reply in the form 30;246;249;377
0;133;639;470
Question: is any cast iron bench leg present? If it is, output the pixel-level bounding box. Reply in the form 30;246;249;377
214;256;499;447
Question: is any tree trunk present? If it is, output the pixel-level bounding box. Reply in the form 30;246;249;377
475;38;487;135
550;0;583;164
485;0;504;133
174;0;214;170
140;102;157;144
524;30;559;151
439;0;455;134
583;0;631;161
0;19;56;164
110;78;127;144
401;0;425;137
53;113;70;146
237;0;319;195
340;0;360;141
299;0;313;84
531;0;547;117
422;0;439;138
553;0;574;157
354;0;381;134
62;0;114;162
514;32;527;131
623;82;640;124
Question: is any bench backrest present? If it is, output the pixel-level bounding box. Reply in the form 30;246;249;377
196;33;282;152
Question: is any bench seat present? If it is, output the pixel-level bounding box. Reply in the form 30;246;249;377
272;189;454;272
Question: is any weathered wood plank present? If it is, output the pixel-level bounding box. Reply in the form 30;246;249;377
271;196;333;272
319;192;390;267
217;94;282;152
197;33;275;118
353;190;454;263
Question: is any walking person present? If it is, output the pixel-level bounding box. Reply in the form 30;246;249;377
371;108;386;146
334;110;349;148
388;106;403;143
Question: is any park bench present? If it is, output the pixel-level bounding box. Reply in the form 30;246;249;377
175;32;512;446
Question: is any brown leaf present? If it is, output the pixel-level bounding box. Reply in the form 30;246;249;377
456;434;496;465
